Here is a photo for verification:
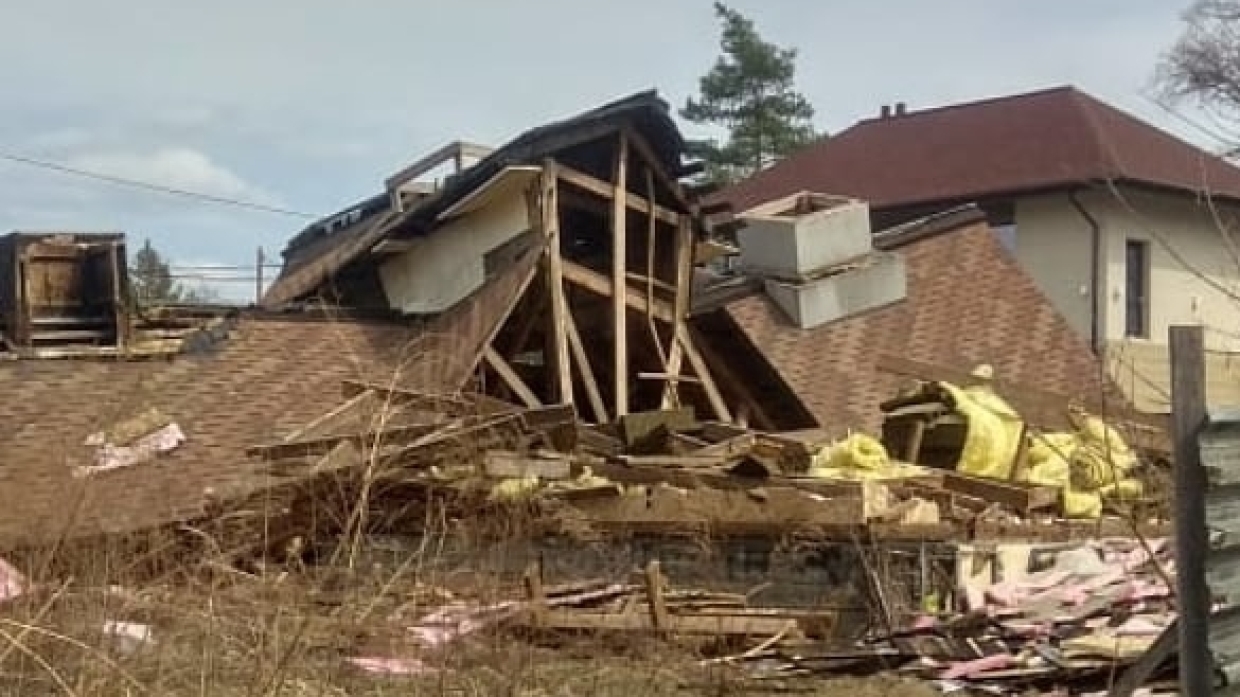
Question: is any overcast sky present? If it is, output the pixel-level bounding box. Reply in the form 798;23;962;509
0;1;1215;300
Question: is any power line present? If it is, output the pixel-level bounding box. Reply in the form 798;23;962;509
0;150;322;219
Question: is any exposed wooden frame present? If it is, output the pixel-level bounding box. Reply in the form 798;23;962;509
563;307;608;423
675;324;732;422
622;126;694;212
643;166;667;368
561;260;675;322
688;328;777;431
540;159;573;406
556;165;680;225
612;132;630;418
484;345;541;408
661;216;693;408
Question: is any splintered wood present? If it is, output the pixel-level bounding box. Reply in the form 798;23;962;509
516;560;834;639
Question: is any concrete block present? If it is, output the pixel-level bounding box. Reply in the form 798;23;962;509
765;251;907;329
738;192;871;280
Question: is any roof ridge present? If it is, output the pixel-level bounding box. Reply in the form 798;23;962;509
1064;89;1127;182
855;84;1077;125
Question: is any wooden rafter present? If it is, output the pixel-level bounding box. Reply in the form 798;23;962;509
612;132;630;418
644;166;667;368
484;345;541;408
561;260;675;322
539;159;573;406
675;324;732;422
661;216;693;409
557;165;680;225
563;306;608;423
622;126;694;212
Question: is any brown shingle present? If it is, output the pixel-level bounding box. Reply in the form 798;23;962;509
0;317;422;546
723;218;1111;435
722;86;1240;213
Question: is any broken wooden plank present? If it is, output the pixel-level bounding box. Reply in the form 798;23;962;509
249;419;450;460
942;472;1059;513
618;407;697;449
644;561;669;633
484;345;542;408
524;609;829;637
483;450;572;480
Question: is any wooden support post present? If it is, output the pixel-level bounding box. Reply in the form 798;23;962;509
524;561;547;627
1170;325;1210;697
484;345;541;408
676;324;732;422
644;166;666;367
540;159;573;407
904;420;927;464
564;309;608;423
612;133;630;418
644;560;669;634
662;217;694;409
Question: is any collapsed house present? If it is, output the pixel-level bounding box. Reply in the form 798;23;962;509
0;91;1186;690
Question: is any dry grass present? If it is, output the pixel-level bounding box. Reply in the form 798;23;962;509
0;483;940;697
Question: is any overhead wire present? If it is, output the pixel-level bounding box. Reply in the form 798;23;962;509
0;150;322;219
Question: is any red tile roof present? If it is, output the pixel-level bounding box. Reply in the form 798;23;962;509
722;86;1240;212
721;215;1114;435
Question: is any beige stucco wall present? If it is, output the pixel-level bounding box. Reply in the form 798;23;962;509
1008;186;1240;410
1096;187;1240;351
1096;187;1240;409
1011;191;1099;342
378;190;529;313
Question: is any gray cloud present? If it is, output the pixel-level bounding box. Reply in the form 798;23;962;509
0;0;1211;276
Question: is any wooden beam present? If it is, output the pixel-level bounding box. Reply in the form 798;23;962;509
676;324;732;422
561;259;675;323
484;345;541;408
662;216;694;409
644;561;669;633
563;306;609;423
557;164;680;225
687;324;777;431
622;126;694;212
540;159;573;406
612;132;630;418
644;166;668;383
1170;325;1209;697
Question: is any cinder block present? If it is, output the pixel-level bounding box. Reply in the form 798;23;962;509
765;252;907;329
738;192;872;280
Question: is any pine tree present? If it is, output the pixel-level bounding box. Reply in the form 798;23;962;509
129;238;184;305
681;3;818;185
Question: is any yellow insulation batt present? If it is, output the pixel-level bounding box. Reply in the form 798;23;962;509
941;382;1024;481
936;368;1143;519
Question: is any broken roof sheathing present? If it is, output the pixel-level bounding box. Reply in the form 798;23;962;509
263;89;686;308
0;242;544;546
704;208;1117;435
722;85;1240;213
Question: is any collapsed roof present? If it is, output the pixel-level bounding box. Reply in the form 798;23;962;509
264;90;690;308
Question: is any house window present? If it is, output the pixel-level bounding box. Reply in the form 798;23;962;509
1125;239;1149;338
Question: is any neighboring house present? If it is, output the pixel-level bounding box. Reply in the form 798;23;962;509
691;205;1120;435
722;86;1240;412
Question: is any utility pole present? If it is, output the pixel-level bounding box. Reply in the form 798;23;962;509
255;246;265;306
